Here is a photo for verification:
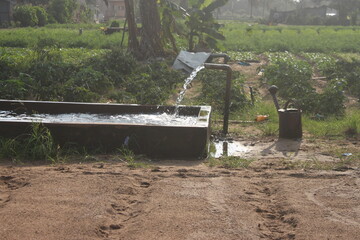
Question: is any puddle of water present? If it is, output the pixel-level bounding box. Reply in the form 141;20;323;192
211;140;250;158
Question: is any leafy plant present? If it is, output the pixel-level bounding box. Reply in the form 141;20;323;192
0;79;27;99
13;5;39;27
124;61;183;105
197;69;250;113
69;67;113;94
24;123;57;161
326;59;360;101
315;79;347;116
186;0;229;51
34;6;48;26
0;123;57;162
48;0;78;24
207;156;254;168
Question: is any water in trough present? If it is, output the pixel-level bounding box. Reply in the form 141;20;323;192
0;111;199;126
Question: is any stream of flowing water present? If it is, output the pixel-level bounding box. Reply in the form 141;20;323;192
174;65;205;116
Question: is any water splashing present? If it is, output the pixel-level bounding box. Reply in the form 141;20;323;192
174;65;205;115
0;111;199;126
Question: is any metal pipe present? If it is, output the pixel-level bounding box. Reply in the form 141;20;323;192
203;63;232;135
207;53;230;64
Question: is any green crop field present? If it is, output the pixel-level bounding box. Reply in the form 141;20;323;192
1;22;360;52
222;22;360;52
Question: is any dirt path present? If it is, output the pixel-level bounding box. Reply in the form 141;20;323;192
1;157;360;240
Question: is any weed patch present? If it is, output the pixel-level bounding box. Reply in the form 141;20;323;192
207;156;254;169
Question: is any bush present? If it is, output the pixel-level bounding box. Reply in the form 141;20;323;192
63;85;99;102
263;55;346;116
124;61;183;105
89;48;137;86
48;0;77;24
109;20;120;28
28;49;78;100
13;5;38;27
0;79;26;99
315;79;346;116
0;47;184;105
36;37;61;48
34;6;48;26
0;57;14;80
69;67;113;94
263;56;314;101
198;70;250;113
0;123;57;161
326;59;360;101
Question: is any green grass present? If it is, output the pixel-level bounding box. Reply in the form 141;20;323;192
0;47;108;66
2;22;360;52
207;156;254;169
0;123;57;162
116;147;152;169
0;27;126;49
281;150;360;170
303;109;360;138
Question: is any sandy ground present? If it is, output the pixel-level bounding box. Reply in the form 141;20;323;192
1;136;360;240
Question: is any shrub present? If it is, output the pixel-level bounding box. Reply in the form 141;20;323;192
263;55;346;116
0;79;27;99
109;20;120;28
48;0;77;24
28;49;78;100
0;123;57;161
34;6;48;26
0;57;14;80
315;79;347;116
13;5;38;27
89;48;137;86
63;85;99;102
198;70;250;113
69;67;113;94
36;37;61;48
326;59;360;101
263;56;314;103
124;61;183;105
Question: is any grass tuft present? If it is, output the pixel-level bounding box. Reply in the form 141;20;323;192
207;156;254;169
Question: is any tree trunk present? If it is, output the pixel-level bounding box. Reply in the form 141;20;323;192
124;0;139;55
139;0;165;59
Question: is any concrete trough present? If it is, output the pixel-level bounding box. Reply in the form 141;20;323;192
0;100;211;159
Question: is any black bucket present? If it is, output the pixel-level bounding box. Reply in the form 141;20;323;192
278;101;302;139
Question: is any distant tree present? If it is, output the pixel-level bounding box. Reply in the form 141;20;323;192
13;5;38;27
112;0;227;58
123;0;165;59
310;0;360;25
248;0;259;18
186;0;229;51
48;0;78;23
85;0;97;5
17;0;48;5
139;0;165;58
33;6;48;26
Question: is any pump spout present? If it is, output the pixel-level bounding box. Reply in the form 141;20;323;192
207;53;230;64
203;63;232;135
